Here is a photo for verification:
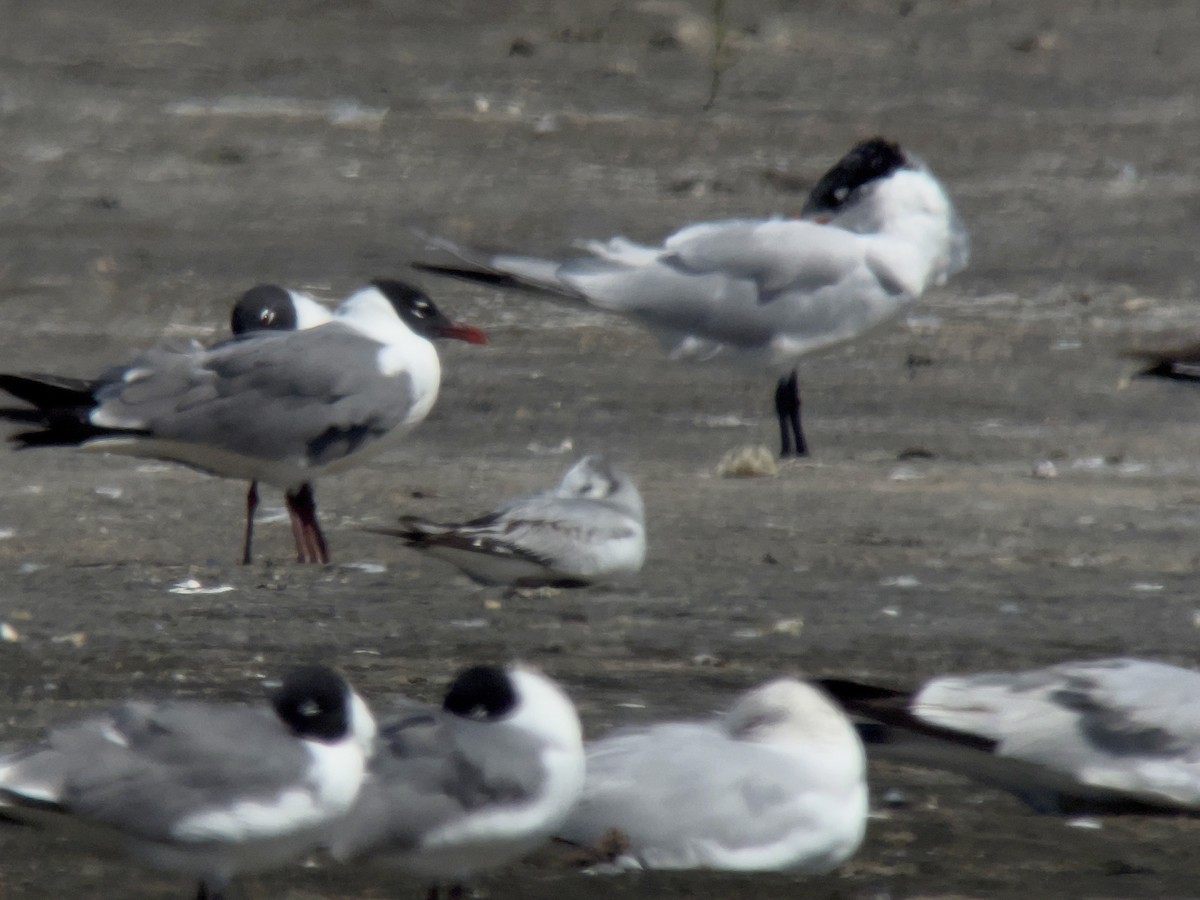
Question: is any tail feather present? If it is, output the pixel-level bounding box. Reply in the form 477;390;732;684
1124;346;1200;382
0;374;97;412
361;515;440;545
815;678;996;752
0;373;135;448
413;232;585;300
1136;360;1200;382
411;262;541;294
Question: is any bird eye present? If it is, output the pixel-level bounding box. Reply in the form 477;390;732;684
833;186;849;201
260;309;276;326
299;699;321;717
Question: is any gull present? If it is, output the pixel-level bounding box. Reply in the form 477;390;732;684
228;283;333;563
820;657;1200;815
558;677;868;872
366;454;646;588
0;279;487;564
327;664;585;899
414;137;968;457
0;665;377;899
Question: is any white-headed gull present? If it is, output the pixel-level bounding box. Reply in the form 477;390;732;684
558;677;868;872
415;137;968;457
0;280;487;564
822;657;1200;814
327;664;584;898
368;454;646;588
0;666;377;899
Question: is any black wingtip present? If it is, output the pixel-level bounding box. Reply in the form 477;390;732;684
360;525;426;544
816;678;909;703
0;373;97;412
411;262;528;291
1135;361;1200;382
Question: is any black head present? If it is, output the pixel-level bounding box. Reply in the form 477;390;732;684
371;279;488;345
271;665;351;742
800;138;910;218
442;665;518;721
230;284;297;336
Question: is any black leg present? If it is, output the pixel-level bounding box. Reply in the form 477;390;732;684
241;480;259;565
196;881;224;900
774;370;808;457
286;482;330;564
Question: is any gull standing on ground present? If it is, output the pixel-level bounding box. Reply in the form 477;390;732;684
328;664;585;899
414;137;969;457
366;454;646;588
558;677;868;872
227;283;332;563
0;666;377;899
0;280;487;564
821;657;1200;814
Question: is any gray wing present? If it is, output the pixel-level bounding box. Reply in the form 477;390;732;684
561;723;826;857
0;700;311;842
332;708;548;859
89;324;415;467
558;219;906;355
914;658;1200;807
421;223;902;357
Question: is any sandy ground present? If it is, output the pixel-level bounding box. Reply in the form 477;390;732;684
5;1;1200;897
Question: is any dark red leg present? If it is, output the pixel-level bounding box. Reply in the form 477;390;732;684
286;483;330;564
285;488;313;563
241;480;259;565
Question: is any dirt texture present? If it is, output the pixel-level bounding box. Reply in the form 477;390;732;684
4;1;1200;897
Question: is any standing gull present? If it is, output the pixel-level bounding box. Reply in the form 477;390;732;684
367;454;646;588
415;137;968;456
0;280;487;564
0;666;377;899
227;283;333;564
558;677;868;872
821;657;1200;814
328;664;585;899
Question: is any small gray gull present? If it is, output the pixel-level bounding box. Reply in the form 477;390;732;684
227;283;333;563
0;665;377;899
558;677;868;872
415;137;968;457
368;454;646;588
328;664;585;898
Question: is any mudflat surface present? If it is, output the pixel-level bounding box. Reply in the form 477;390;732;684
4;1;1200;897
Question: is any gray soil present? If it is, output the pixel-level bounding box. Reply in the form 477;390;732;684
4;1;1200;897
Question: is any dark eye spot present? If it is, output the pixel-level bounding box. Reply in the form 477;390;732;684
260;309;276;326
